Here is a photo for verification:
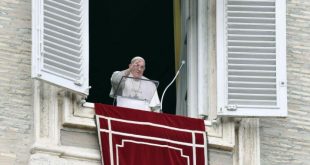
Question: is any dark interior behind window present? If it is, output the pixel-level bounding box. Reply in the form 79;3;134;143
88;0;176;114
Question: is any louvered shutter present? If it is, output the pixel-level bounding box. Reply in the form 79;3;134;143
216;0;287;116
32;0;89;95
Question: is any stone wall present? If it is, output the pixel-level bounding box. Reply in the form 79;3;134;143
0;0;33;164
1;0;310;164
260;0;310;164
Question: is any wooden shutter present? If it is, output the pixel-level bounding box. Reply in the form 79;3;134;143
32;0;89;95
217;0;287;116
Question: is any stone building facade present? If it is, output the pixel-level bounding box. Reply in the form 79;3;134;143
0;0;33;164
260;1;310;164
0;0;309;164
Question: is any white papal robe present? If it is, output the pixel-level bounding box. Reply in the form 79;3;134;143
109;70;160;112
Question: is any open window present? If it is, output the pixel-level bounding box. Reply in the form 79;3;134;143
87;0;176;114
32;0;287;118
32;0;176;114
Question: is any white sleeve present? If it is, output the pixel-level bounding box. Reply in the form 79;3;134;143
149;91;161;112
109;71;126;98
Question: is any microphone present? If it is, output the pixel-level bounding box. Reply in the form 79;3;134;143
160;60;186;112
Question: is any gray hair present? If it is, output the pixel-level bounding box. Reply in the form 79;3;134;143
130;56;145;64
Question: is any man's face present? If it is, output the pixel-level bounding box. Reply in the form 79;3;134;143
130;60;145;78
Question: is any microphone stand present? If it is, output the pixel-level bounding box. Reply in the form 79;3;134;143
160;61;186;113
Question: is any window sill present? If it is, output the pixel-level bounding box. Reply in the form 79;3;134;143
82;102;215;124
66;102;235;150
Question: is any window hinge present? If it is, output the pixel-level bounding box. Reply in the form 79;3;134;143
226;104;237;111
74;80;82;86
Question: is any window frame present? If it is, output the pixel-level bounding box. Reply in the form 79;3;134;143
33;0;287;150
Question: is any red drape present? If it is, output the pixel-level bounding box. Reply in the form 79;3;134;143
95;103;207;165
